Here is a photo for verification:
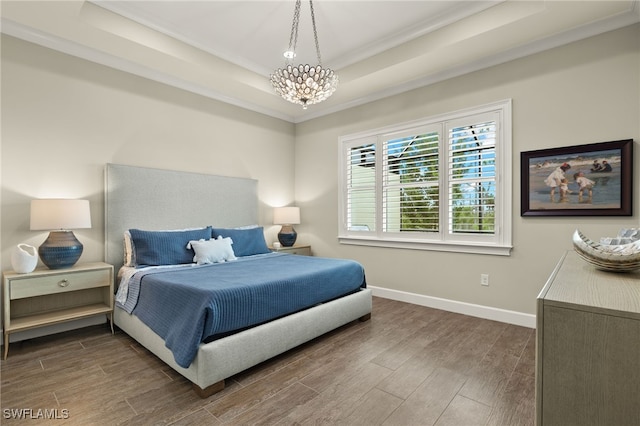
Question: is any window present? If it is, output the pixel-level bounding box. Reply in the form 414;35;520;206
339;100;512;255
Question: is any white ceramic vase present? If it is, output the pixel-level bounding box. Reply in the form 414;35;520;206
11;244;38;273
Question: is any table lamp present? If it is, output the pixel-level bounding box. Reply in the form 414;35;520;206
273;206;300;247
30;199;91;269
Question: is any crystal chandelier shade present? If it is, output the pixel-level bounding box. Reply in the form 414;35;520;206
270;0;338;109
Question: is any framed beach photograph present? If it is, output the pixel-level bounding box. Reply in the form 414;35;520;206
521;139;633;216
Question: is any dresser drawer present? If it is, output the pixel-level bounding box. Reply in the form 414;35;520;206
10;269;111;300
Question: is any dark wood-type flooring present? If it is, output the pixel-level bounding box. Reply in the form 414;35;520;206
1;297;535;425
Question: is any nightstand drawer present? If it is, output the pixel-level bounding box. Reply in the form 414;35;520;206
270;245;312;256
10;269;111;300
284;247;311;256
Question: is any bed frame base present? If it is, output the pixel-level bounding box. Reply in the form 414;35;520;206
189;313;370;398
114;288;372;398
190;313;370;398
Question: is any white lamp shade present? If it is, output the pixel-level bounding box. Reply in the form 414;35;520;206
273;207;300;225
30;199;92;230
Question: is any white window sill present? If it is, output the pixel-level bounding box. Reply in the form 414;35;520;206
338;235;512;256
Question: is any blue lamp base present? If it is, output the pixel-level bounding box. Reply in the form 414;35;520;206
278;225;297;247
38;230;83;269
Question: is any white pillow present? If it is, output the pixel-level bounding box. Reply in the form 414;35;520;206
187;236;237;265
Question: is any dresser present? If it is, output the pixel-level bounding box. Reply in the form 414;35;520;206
536;251;640;426
3;262;114;359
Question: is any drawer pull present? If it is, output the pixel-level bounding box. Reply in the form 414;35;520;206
59;279;70;287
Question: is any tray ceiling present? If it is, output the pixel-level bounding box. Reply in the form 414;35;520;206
1;1;638;122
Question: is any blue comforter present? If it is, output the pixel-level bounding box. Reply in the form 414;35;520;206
118;253;366;367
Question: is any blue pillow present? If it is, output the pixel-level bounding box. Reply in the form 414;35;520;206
129;227;212;267
211;226;270;257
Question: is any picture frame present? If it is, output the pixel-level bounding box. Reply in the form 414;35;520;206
520;139;633;216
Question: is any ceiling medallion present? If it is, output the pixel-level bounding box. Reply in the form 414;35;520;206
270;0;338;110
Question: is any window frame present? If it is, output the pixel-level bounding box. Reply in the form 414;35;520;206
338;99;512;256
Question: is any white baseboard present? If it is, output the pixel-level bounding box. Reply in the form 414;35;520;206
369;285;536;329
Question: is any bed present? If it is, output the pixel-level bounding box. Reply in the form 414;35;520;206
105;163;372;397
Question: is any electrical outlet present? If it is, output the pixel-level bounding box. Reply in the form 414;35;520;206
480;274;489;286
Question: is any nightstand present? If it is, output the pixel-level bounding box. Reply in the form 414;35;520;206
2;261;114;359
270;244;311;256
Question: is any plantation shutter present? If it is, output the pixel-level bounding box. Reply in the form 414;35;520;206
448;116;497;235
346;140;377;232
382;130;440;233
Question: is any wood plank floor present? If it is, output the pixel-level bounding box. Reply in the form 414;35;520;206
1;297;535;425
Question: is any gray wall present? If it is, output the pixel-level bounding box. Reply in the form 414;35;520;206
294;24;640;316
1;35;296;270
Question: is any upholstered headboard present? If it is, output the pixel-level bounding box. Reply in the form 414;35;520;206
104;163;258;273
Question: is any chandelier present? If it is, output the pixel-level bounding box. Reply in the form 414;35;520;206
270;0;338;109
